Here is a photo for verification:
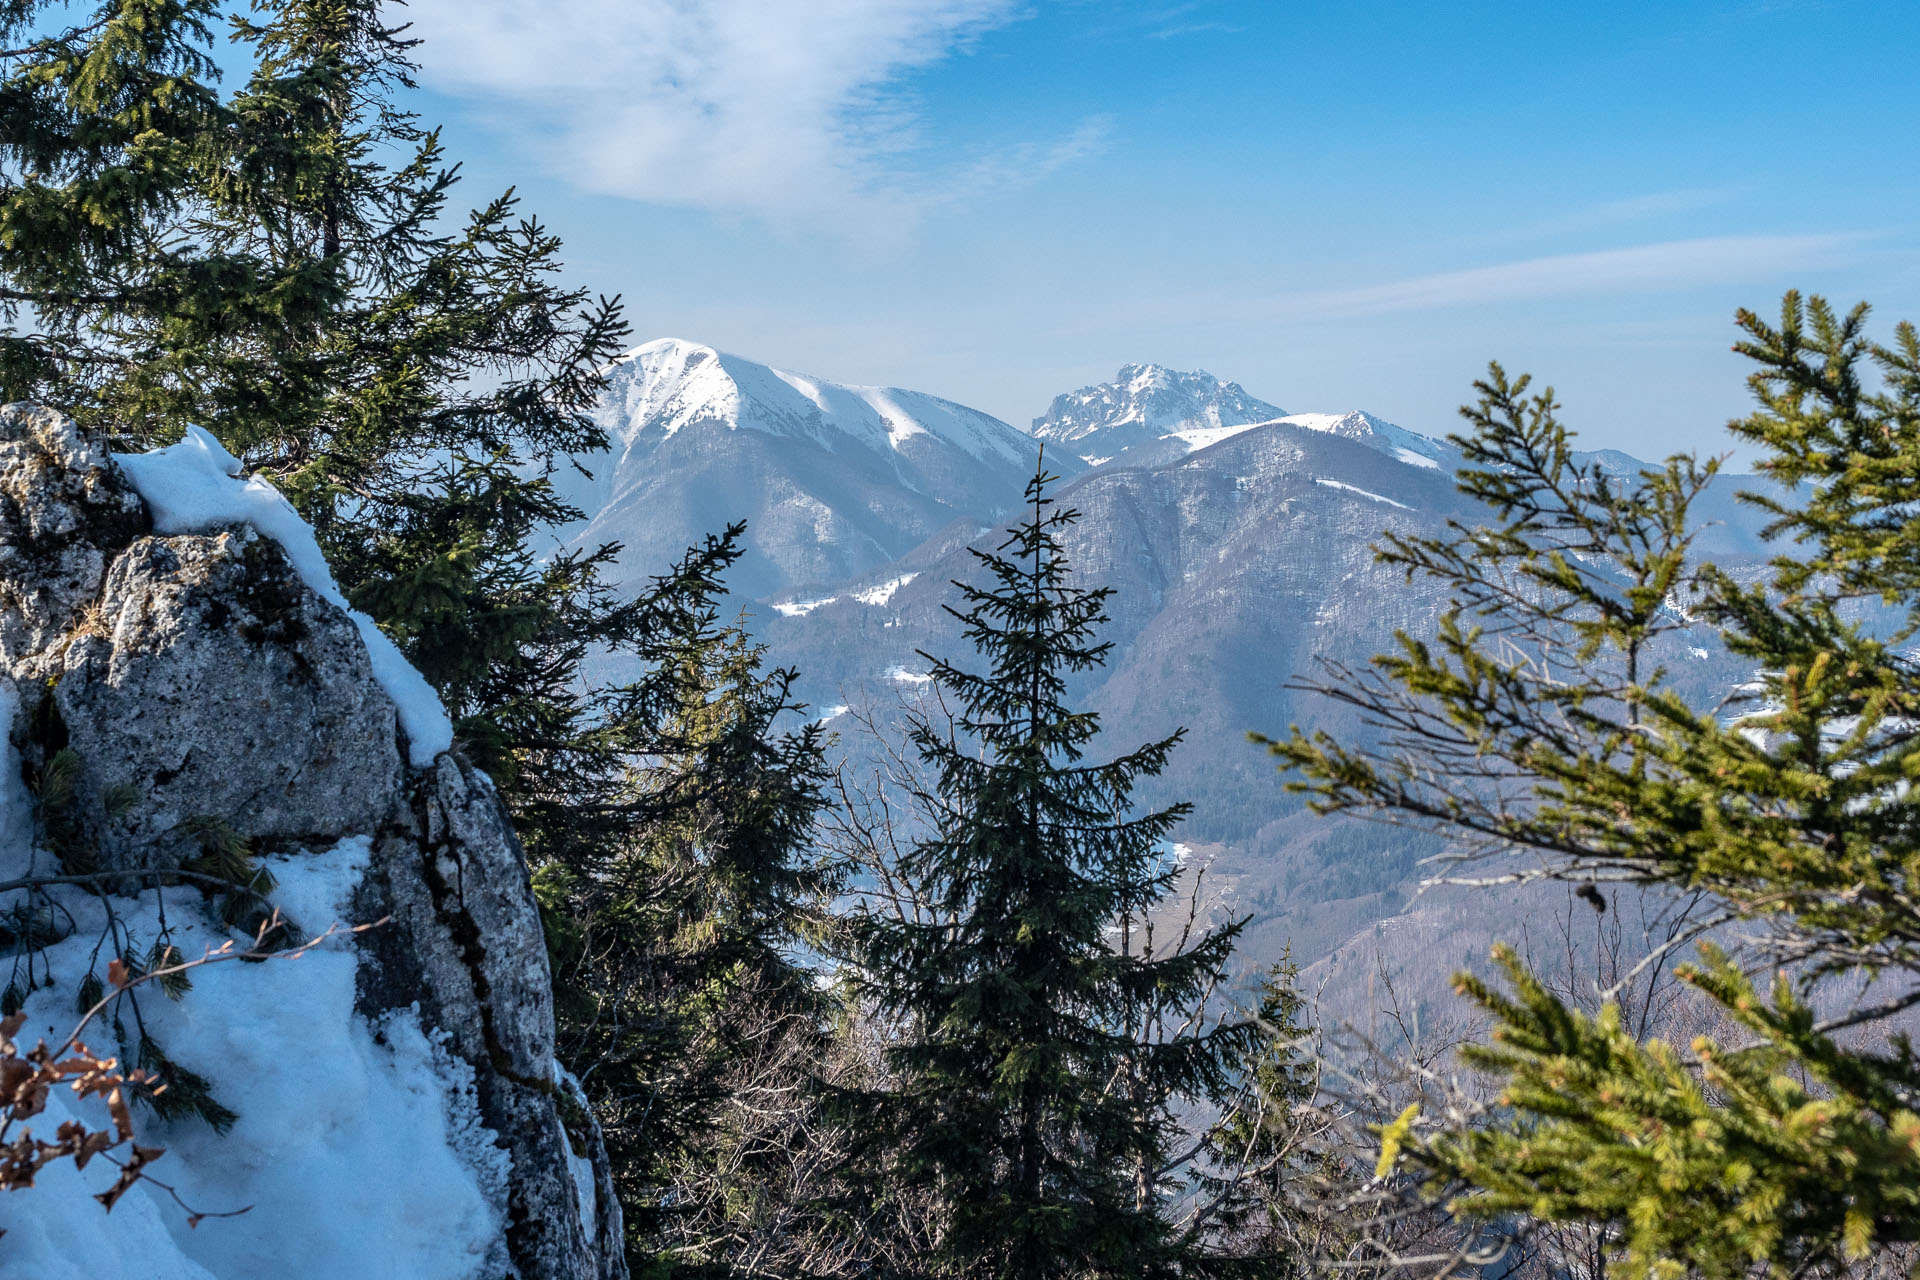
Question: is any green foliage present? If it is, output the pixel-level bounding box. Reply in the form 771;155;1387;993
0;4;874;1259
182;814;278;931
845;462;1255;1280
1424;943;1920;1280
74;968;104;1016
541;536;839;1272
101;781;139;818
134;1030;237;1133
1268;293;1920;1275
1201;953;1319;1257
27;740;91;874
146;940;190;1000
0;0;632;803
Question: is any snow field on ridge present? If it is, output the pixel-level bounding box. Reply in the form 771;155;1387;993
607;338;1032;467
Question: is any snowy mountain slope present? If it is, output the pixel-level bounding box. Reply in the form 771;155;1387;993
1266;409;1454;471
765;420;1503;826
558;339;1065;599
543;341;1789;1008
598;339;1034;466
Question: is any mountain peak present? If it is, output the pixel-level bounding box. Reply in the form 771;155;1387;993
1031;364;1286;456
560;341;1064;600
610;335;720;370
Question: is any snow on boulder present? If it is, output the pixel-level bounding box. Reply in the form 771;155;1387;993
114;426;452;767
0;405;627;1279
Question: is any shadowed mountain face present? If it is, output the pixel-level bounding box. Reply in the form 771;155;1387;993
763;419;1770;852
555;339;1073;599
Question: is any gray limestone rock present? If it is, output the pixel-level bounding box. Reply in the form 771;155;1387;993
354;755;627;1277
52;528;406;870
0;403;147;678
0;405;627;1280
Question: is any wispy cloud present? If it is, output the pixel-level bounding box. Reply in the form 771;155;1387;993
934;117;1115;208
1278;234;1863;318
402;0;1092;247
1046;233;1872;341
1147;21;1248;39
1578;188;1745;225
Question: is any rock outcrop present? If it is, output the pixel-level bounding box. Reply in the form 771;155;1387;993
0;404;627;1279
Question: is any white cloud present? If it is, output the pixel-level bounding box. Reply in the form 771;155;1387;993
403;0;1080;245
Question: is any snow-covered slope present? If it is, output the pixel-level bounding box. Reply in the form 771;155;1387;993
559;340;1061;600
0;406;624;1280
601;339;1034;467
1165;408;1456;471
1264;410;1453;471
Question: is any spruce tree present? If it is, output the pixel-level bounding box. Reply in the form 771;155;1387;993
0;0;680;946
1199;954;1323;1274
847;462;1255;1280
1272;293;1920;1278
0;0;628;763
1;7;850;1261
541;546;838;1276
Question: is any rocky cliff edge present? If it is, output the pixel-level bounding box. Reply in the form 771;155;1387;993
0;404;627;1279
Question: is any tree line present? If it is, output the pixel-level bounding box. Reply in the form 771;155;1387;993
4;2;1920;1278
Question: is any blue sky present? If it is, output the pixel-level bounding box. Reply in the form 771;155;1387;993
400;0;1920;460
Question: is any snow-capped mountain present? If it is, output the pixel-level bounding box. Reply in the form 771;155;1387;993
1032;363;1285;464
599;338;1034;466
1263;409;1455;472
1029;363;1460;474
763;409;1779;1006
550;342;1782;1010
557;339;1065;599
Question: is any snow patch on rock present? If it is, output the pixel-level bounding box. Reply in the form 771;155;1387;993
554;1064;600;1232
112;429;453;766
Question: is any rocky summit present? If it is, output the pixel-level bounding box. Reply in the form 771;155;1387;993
1029;362;1286;466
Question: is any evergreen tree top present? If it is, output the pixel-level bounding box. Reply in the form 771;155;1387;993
1272;293;1920;1278
846;459;1255;1280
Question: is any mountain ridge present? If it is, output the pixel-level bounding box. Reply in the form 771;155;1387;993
1026;363;1461;475
559;343;1782;998
556;338;1063;599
